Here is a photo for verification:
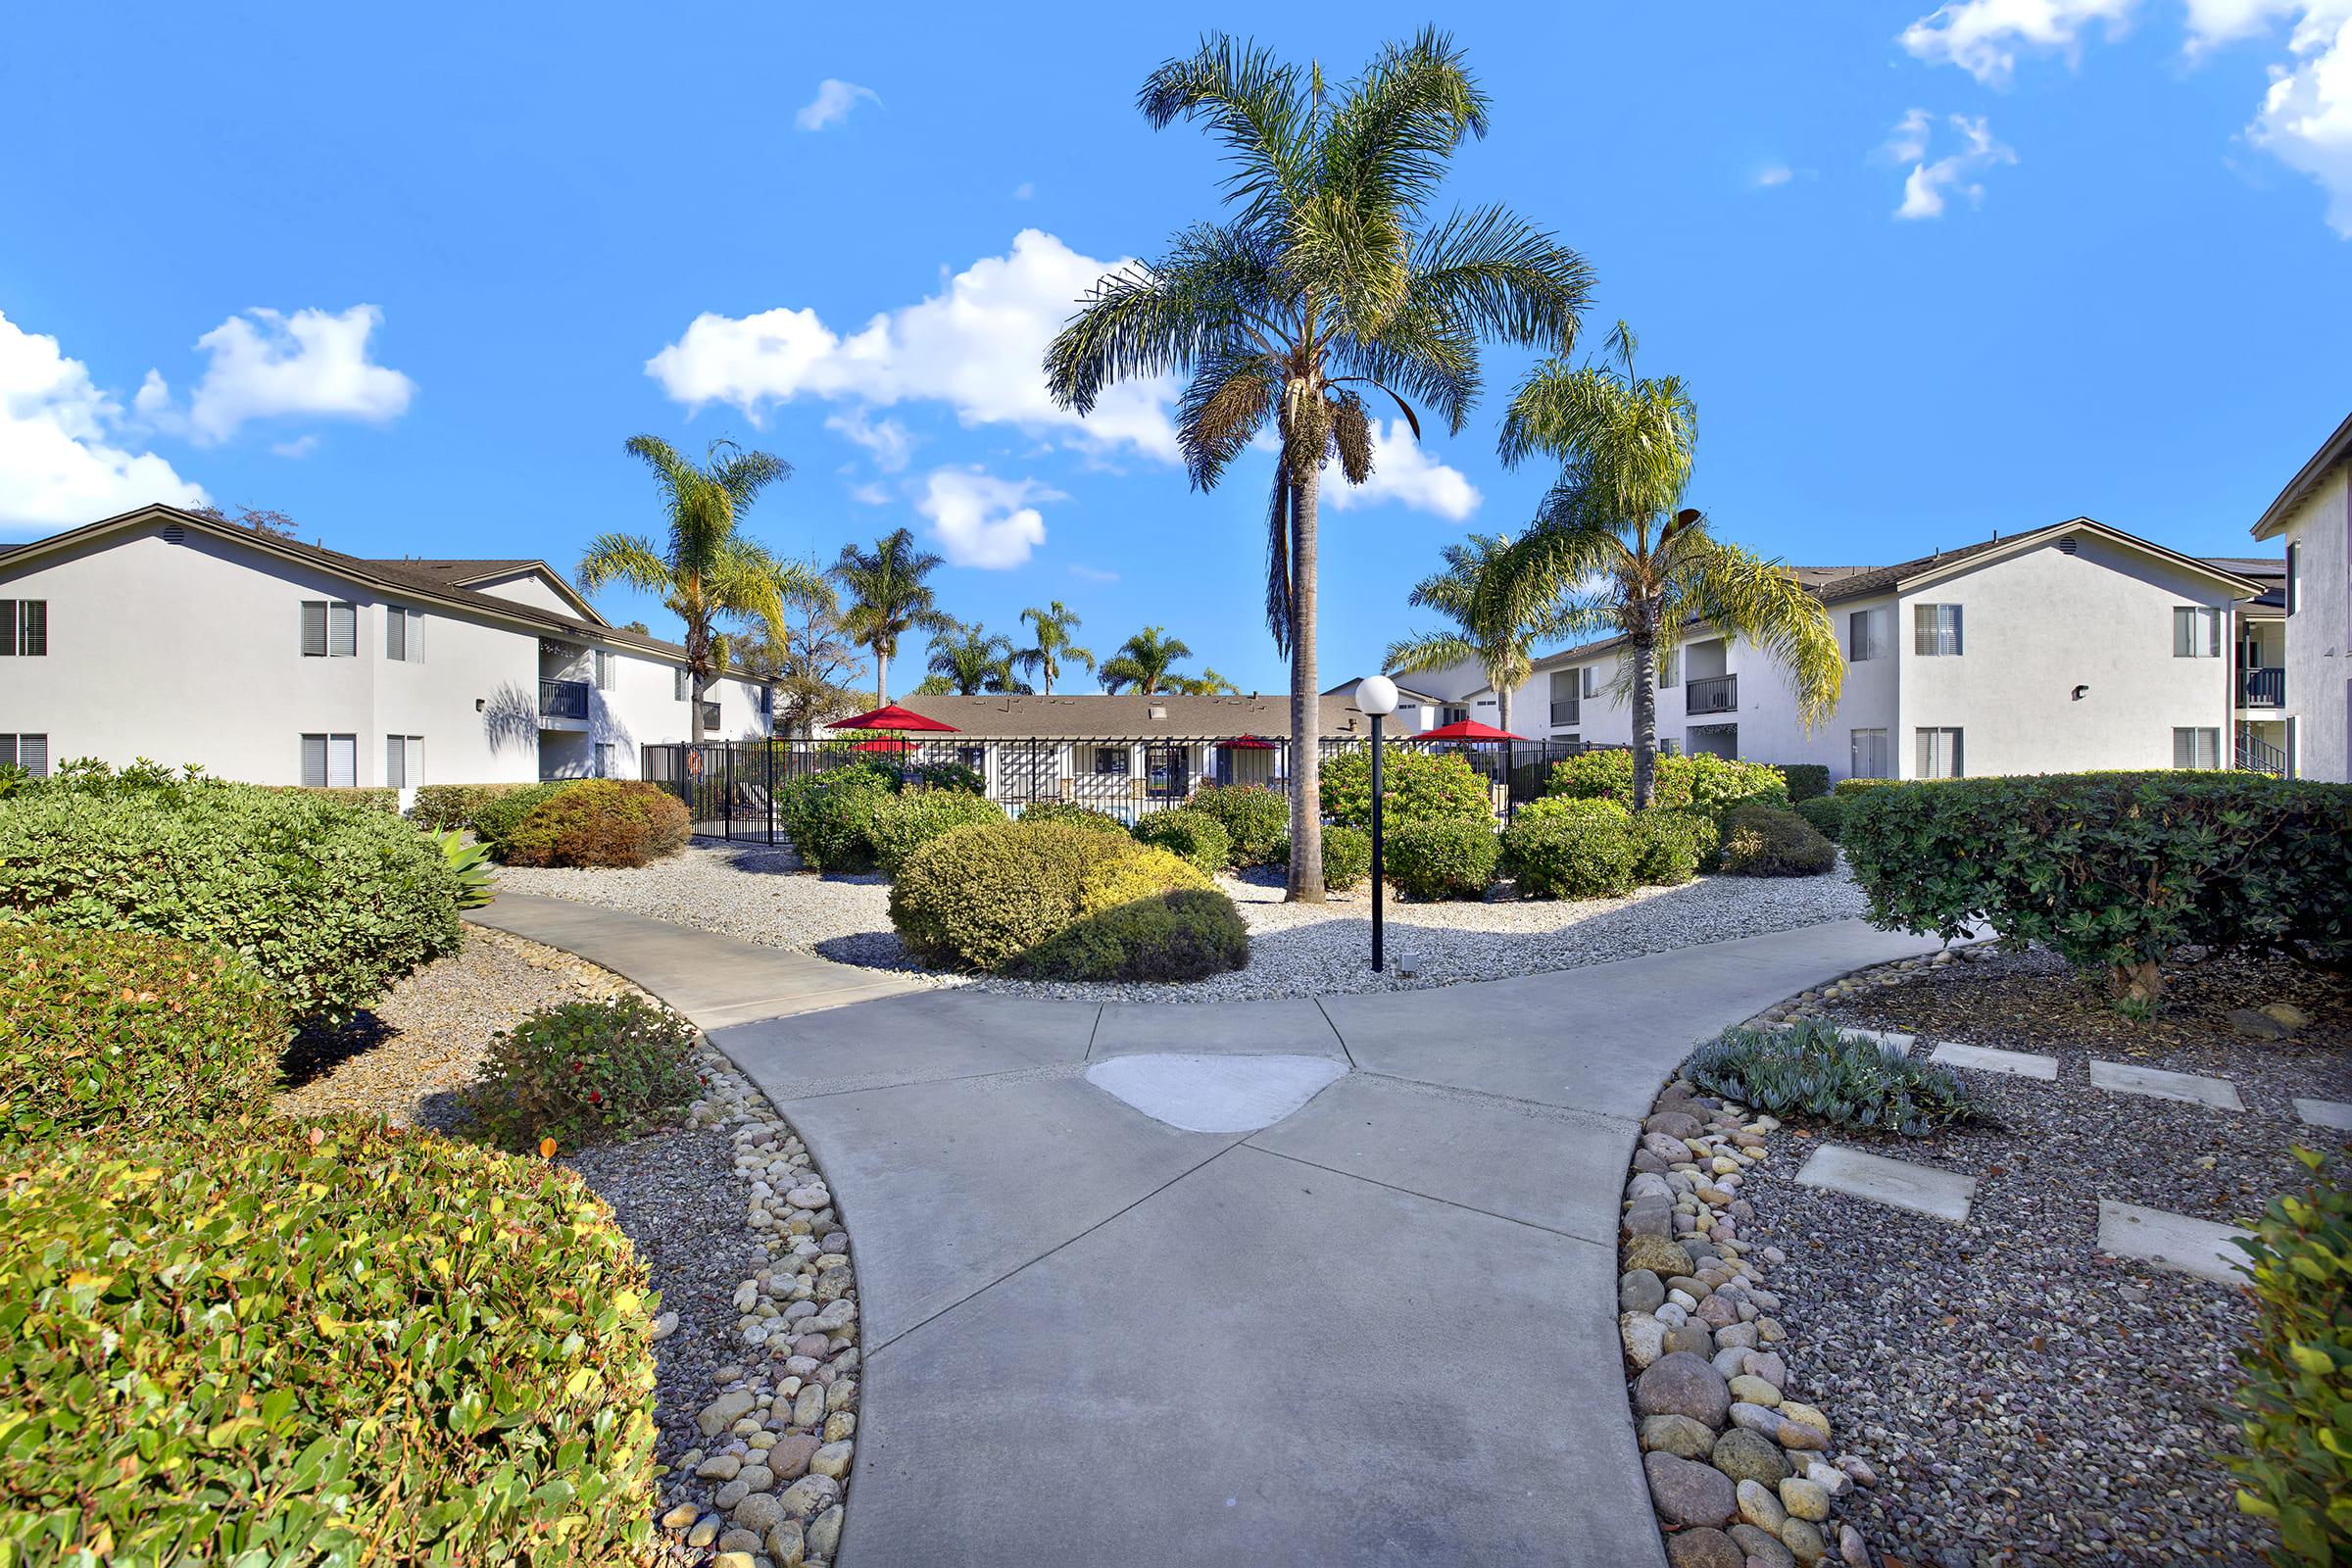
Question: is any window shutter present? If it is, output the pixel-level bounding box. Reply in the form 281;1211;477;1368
302;601;327;657
329;603;357;658
328;734;356;788
301;734;327;788
408;610;423;662
385;735;405;788
17;601;42;657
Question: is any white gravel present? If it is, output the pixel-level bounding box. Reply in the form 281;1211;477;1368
495;838;1868;1003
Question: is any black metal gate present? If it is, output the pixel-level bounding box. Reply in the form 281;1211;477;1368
1145;743;1189;802
1000;742;1058;806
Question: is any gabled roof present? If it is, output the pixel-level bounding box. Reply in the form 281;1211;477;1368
1323;674;1445;704
0;503;764;677
2252;412;2352;541
893;692;1374;740
379;557;605;623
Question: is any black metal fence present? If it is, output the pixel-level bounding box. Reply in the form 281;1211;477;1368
642;734;1619;844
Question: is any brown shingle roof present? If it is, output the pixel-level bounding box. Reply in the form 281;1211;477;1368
889;692;1373;740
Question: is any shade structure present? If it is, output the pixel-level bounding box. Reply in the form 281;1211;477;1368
1217;734;1279;750
825;703;960;734
1415;719;1529;743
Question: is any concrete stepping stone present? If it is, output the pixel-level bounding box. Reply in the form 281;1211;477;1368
1083;1054;1346;1134
2292;1098;2352;1132
2088;1060;2244;1111
1794;1144;1977;1223
1928;1042;2057;1081
2096;1200;2251;1287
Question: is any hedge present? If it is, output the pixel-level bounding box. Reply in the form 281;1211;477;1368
470;781;579;858
271;786;400;813
1840;771;2352;1000
1718;804;1838;877
499;780;690;869
1004;889;1250;982
0;1119;658;1564
1832;777;1903;799
1;924;285;1143
1132;808;1233;875
1771;764;1831;803
1385;818;1499;902
1321;749;1490;830
1186;782;1291;865
774;761;899;872
1793;795;1849;842
0;776;461;1021
410;783;545;831
890;819;1212;971
1547;750;1788;818
1501;797;1637;900
869;788;1006;875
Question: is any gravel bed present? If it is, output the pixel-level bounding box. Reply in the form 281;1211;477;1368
494;838;1868;1003
1683;946;2352;1568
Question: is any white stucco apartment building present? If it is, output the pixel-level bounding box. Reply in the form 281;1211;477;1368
1398;517;2268;782
0;503;773;796
2250;413;2351;782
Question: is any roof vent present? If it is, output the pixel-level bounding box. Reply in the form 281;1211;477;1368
1148;704;1168;721
161;522;186;545
2058;536;2080;556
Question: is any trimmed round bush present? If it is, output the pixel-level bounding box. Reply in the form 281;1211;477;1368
1013;801;1131;835
0;1118;659;1564
1004;889;1250;982
890;820;1210;972
1384;818;1500;902
1319;825;1373;892
1718;804;1838;877
775;764;898;872
0;776;461;1022
1320;748;1491;830
1132;808;1232;875
1185;782;1291;865
469;780;578;855
1792;795;1848;842
1631;808;1714;886
463;994;704;1152
499;780;690;868
1501;797;1637;900
869;788;1005;875
2;924;285;1143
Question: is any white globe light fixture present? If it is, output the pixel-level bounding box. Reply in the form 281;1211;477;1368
1353;676;1400;971
1354;674;1399;717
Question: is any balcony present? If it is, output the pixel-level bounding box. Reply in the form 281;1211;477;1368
2238;665;2285;709
1686;674;1738;715
540;678;590;720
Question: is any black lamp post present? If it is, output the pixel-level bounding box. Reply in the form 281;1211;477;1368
1355;676;1400;972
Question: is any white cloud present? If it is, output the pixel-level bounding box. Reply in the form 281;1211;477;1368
1899;0;2141;84
271;434;320;459
1068;563;1118;583
847;481;892;506
1324;419;1481;521
647;229;1180;462
2248;3;2352;233
1011;181;1035;200
168;305;415;445
0;309;207;531
1886;112;2018;217
796;79;879;131
916;467;1060;568
825;408;913;470
1754;164;1796;187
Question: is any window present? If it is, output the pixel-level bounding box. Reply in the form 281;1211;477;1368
956;745;986;772
2285;541;2300;616
1915;727;1963;779
301;733;357;788
1549;669;1581;726
1094;746;1127;775
2173;727;2221;769
0;600;46;657
1582;666;1601;699
385;607;423;662
0;734;49;777
674;666;690;701
1848;608;1888;662
302;601;357;658
1440;705;1467;726
1913;604;1963;657
2172;606;2221;659
1657;646;1679;688
1850;728;1890;779
596;742;616;778
594;649;613;690
701;701;722;731
384;735;422;788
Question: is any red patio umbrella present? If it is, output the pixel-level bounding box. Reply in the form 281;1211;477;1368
849;737;911;752
825;703;961;733
1216;733;1278;749
1415;718;1529;742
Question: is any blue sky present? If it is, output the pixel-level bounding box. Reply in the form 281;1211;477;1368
4;2;2347;695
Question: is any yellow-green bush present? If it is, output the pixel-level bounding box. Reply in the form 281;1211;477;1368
410;783;545;831
890;819;1210;971
1320;749;1490;830
869;788;1006;875
0;1118;659;1565
1;924;285;1144
1186;782;1291;865
1132;808;1232;874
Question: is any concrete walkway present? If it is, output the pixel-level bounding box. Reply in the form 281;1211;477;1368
474;892;1947;1568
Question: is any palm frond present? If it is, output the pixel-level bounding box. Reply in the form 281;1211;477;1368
576;532;671;596
1138;33;1310;227
1407;204;1592;353
1668;537;1844;727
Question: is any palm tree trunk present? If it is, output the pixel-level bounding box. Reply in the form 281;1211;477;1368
875;646;889;707
1631;597;1658;810
1288;464;1324;903
688;621;708;745
1495;682;1512;737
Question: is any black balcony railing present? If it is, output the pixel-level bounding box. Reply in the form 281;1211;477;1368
2239;665;2285;709
1686;674;1738;715
540;678;590;719
2237;730;2288;776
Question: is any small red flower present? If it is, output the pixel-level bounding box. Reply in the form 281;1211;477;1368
587;1089;603;1104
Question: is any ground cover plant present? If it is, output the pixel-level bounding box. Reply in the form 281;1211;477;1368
1383;818;1500;902
499;779;691;869
463;994;703;1151
1132;807;1232;874
1005;888;1250;982
1320;748;1491;830
1717;804;1838;877
1185;781;1291;865
889;818;1210;971
1684;1019;1980;1136
1500;796;1637;899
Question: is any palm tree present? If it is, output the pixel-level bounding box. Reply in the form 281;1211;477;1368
578;436;809;742
927;621;1019;696
1045;31;1591;899
1099;625;1195;694
1383;533;1571;736
1478;323;1841;808
1016;601;1094;695
830;528;955;706
1170;667;1242;696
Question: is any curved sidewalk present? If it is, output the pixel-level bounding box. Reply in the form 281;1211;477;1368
475;893;1946;1568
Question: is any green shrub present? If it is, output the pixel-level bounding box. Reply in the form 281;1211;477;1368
906;759;984;794
1501;797;1638;900
411;783;543;831
869;788;1005;875
1718;804;1838;877
1;924;285;1143
1133;808;1233;874
468;781;577;856
1319;825;1373;892
1832;776;1903;799
1186;782;1292;865
890;820;1210;971
1004;889;1250;982
1548;750;1789;817
463;994;703;1151
432;829;496;908
1685;1020;1980;1136
1015;801;1132;835
774;763;898;872
1384;818;1500;902
2229;1147;2352;1565
1793;795;1849;842
1632;808;1714;886
0;1118;658;1564
1321;748;1491;830
0;777;460;1021
1772;764;1831;803
498;780;691;868
1839;772;2352;1001
272;785;400;813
